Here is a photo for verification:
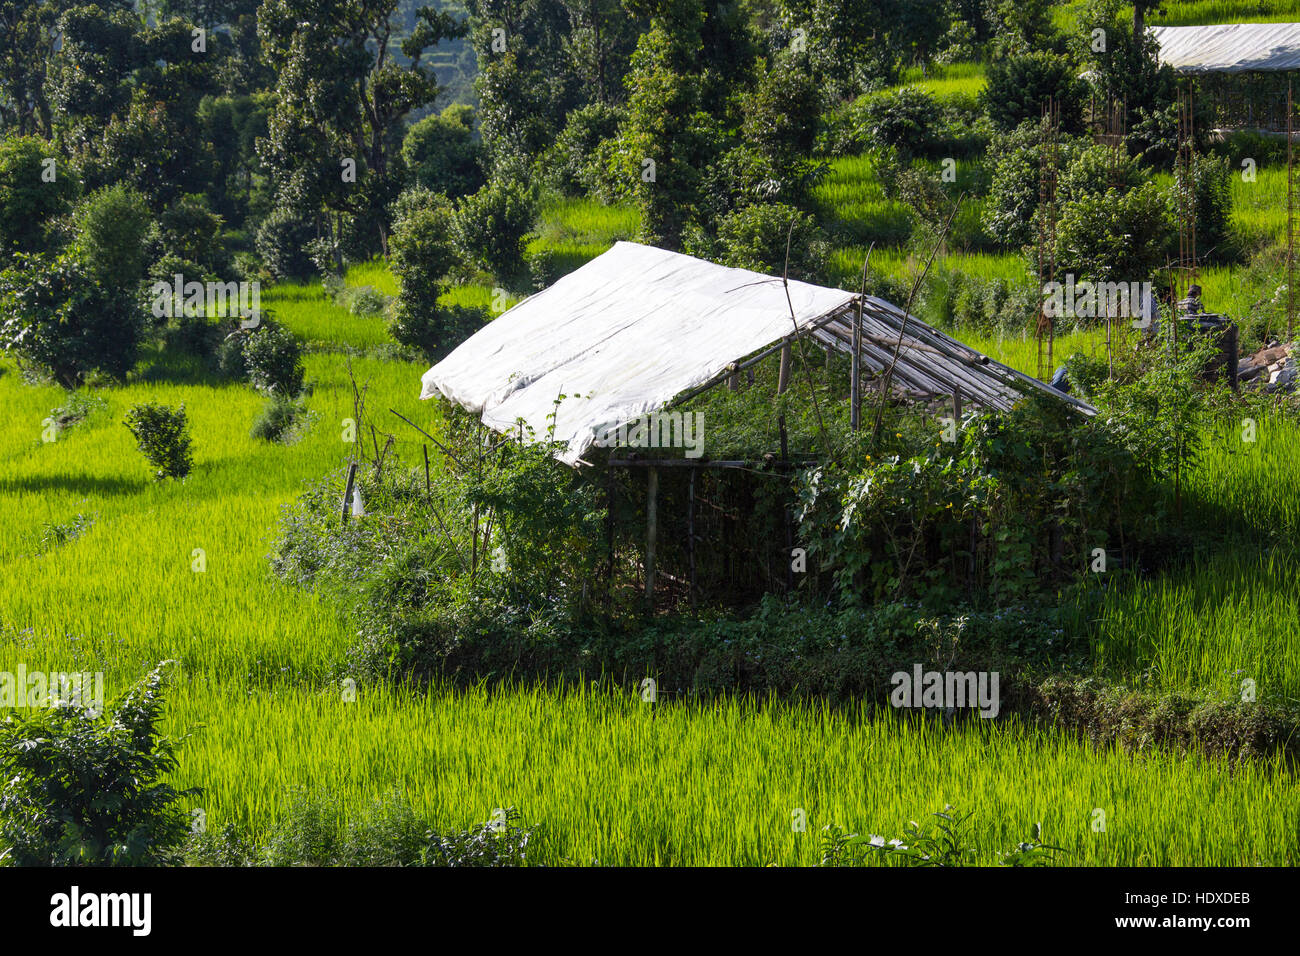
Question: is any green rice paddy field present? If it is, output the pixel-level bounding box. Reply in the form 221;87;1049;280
2;245;1298;864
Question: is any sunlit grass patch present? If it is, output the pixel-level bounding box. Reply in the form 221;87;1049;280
264;281;394;349
170;681;1299;866
898;61;987;99
344;258;400;297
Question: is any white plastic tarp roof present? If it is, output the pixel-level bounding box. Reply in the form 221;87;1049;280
420;241;856;465
1151;23;1300;73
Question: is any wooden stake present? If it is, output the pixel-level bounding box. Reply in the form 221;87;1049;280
340;461;357;527
605;466;615;617
687;466;696;610
645;466;658;610
851;244;874;431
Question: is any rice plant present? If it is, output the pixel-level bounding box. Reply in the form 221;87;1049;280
168;681;1299;867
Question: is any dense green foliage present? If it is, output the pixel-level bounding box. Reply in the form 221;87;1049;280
0;251;142;387
124;402;195;480
241;324;305;397
0;664;197;866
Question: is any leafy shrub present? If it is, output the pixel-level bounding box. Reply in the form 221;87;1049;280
1057;144;1143;204
744;50;821;168
70;184;152;290
933;91;995;160
796;394;1163;607
546;102;626;198
124;402;193;480
251;396;308;443
983;51;1086;133
858;87;942;159
216;330;250;379
937;18;980;64
242;325;304;397
1192;153;1232;261
0;251;143;388
1055;181;1172;283
0;135;74;259
162;312;226;360
982;121;1086;249
153;192;230;278
390;302;487;359
346;285;390;316
322;276;392;316
693;145;823;229
1063;332;1220;512
390;187;457;309
388;187;486;355
402;104;485;200
255;205;316;280
0;662;198;866
698;202;829;283
453;177;538;287
156;194;228;277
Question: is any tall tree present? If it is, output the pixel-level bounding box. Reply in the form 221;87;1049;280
466;0;575;173
557;0;641;104
257;0;466;260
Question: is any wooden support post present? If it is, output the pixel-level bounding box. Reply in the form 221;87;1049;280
1107;318;1113;379
851;250;871;429
340;461;358;527
687;467;697;609
777;344;791;395
605;466;615;617
780;415;793;593
952;385;962;421
422;444;431;495
850;310;862;430
645;466;658;610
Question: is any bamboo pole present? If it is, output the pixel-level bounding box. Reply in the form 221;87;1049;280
645;466;658;610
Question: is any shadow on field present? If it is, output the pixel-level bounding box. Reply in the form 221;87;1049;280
0;474;144;496
133;346;247;388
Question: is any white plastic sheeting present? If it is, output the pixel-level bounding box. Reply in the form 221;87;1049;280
420;241;855;465
420;242;1091;465
1151;23;1300;73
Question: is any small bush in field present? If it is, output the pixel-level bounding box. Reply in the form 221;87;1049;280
242;325;304;398
124;402;193;480
216;330;250;379
251;396;310;443
453;177;538;287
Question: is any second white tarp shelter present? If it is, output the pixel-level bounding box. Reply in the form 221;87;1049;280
1150;22;1300;73
420;242;1091;466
